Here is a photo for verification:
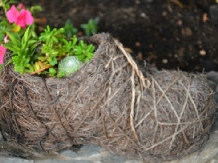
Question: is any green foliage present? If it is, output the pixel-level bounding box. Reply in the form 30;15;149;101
64;19;78;38
29;5;42;16
0;64;2;71
49;67;56;77
0;0;17;13
80;17;99;36
39;26;65;44
74;40;95;62
0;1;97;77
36;26;95;76
0;19;11;41
4;23;96;76
4;26;39;74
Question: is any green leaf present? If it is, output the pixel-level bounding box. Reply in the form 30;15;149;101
0;33;4;41
27;40;39;47
76;55;85;60
75;46;82;55
6;32;20;47
0;64;3;72
87;52;94;59
57;71;65;78
54;28;64;35
30;5;42;14
64;19;78;38
38;56;47;62
49;67;57;76
80;17;99;36
52;37;58;43
86;44;94;52
22;26;31;44
4;44;20;52
12;55;26;74
47;57;52;63
28;64;35;73
80;24;87;29
50;58;57;66
72;35;77;45
80;40;85;48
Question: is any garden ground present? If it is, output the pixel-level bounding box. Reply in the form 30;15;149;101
20;0;218;72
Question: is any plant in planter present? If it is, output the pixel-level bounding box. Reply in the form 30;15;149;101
0;1;216;163
0;0;96;78
80;17;99;36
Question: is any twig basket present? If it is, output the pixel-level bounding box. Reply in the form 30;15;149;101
0;33;216;162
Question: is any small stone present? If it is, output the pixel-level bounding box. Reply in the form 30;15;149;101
135;0;140;4
199;49;206;56
177;20;183;26
162;59;168;64
203;13;209;23
141;12;146;17
135;42;141;47
162;11;167;17
181;27;193;37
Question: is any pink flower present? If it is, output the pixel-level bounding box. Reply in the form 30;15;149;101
6;5;34;28
16;9;34;28
6;5;19;23
0;46;6;64
17;3;25;10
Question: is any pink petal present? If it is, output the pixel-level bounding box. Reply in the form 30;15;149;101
0;46;6;64
24;10;34;25
16;9;26;28
17;3;25;10
6;5;19;23
16;9;33;28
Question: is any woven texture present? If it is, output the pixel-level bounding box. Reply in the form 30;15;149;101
0;33;216;162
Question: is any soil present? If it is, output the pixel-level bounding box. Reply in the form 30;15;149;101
19;0;218;72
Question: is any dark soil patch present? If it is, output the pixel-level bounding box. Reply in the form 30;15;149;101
20;0;218;72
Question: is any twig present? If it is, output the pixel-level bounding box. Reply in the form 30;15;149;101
130;70;139;142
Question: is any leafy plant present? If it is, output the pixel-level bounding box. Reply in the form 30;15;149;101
0;20;11;41
74;40;95;62
4;26;39;74
36;26;95;76
64;19;78;38
0;1;97;78
29;5;42;16
80;17;99;36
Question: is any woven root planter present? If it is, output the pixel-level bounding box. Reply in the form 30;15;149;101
0;33;216;162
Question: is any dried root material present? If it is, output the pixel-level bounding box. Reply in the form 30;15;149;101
0;33;216;162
